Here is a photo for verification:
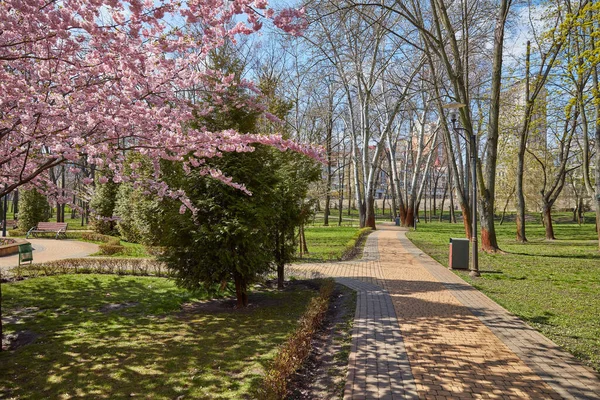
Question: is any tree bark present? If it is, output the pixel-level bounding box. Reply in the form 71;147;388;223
277;261;285;290
324;113;333;226
439;179;447;222
460;203;472;238
405;207;414;229
478;0;511;252
516;42;531;243
365;195;376;229
542;203;556;240
234;271;249;308
449;172;456;223
499;187;514;225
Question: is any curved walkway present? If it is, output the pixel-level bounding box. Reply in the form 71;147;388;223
0;238;99;275
289;224;600;399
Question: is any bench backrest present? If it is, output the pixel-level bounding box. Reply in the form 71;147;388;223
36;222;68;231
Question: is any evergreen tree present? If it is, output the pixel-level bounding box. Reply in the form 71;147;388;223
17;189;50;231
89;178;119;235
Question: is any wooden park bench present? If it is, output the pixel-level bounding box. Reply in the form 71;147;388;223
26;222;68;240
1;219;18;229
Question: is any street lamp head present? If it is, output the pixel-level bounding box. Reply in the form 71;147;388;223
449;111;457;124
443;102;466;127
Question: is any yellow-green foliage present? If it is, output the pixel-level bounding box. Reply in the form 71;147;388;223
98;243;124;255
258;279;335;400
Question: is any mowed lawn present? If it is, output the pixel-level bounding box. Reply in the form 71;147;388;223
0;275;315;399
406;216;600;373
299;226;363;262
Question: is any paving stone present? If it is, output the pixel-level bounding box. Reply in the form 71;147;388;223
288;224;600;399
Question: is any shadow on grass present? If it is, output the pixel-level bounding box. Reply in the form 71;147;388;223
0;275;315;399
504;250;600;260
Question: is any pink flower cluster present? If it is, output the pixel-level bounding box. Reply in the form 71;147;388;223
0;0;319;209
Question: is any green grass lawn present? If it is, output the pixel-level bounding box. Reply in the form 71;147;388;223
406;218;600;373
0;274;315;399
87;240;152;258
308;209;394;227
298;226;363;262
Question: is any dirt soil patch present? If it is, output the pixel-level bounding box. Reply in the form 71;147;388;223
288;283;356;399
1;330;41;351
179;281;319;315
100;301;139;313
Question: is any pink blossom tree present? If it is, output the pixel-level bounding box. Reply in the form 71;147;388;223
0;0;313;208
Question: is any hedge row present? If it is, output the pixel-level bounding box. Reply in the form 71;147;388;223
340;227;373;260
7;257;169;281
80;232;120;244
257;279;335;400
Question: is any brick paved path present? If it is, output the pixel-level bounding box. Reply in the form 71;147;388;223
289;224;600;399
0;239;99;275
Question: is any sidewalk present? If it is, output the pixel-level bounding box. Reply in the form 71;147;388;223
0;238;99;276
289;224;600;399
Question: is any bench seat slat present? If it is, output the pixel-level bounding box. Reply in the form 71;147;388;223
27;222;68;239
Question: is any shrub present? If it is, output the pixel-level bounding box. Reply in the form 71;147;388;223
99;244;125;255
8;229;26;237
8;258;170;280
115;182;166;245
341;227;373;260
81;232;119;243
17;189;50;231
89;179;119;235
258;279;335;400
145;246;166;256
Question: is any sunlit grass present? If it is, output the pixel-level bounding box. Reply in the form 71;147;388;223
298;226;362;262
0;274;315;399
406;218;600;373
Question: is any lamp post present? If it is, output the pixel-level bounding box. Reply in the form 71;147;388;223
443;102;480;277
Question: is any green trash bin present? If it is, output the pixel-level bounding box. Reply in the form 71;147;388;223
449;238;469;270
18;243;33;266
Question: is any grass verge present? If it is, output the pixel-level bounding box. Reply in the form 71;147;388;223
297;226;368;262
0;274;316;399
406;220;600;373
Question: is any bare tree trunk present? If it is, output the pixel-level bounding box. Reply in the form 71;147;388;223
516;42;531;243
592;39;600;248
276;231;285;289
542;203;556;240
439;179;447;222
324;112;333;226
277;261;285;289
433;172;440;216
405;207;414;229
499;187;514;225
387;149;398;219
365;194;376;229
338;156;345;226
478;0;512;252
423;182;428;223
301;225;308;254
12;190;19;216
461;203;472;238
449;172;456;223
234;271;249;308
347;160;352;216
